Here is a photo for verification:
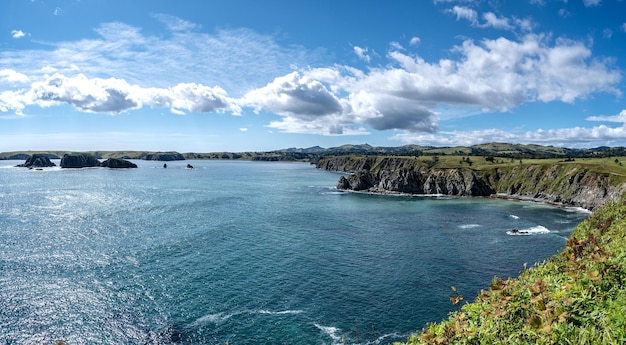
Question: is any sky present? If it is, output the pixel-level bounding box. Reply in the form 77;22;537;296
1;0;625;152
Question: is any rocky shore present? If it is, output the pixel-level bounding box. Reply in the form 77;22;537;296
316;156;626;211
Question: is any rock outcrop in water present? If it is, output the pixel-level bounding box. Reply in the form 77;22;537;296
16;154;57;168
100;158;138;168
60;153;101;168
317;156;626;210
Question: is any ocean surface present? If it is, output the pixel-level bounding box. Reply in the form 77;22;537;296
0;159;589;345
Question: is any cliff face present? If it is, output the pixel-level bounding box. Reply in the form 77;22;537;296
318;157;626;210
337;168;495;196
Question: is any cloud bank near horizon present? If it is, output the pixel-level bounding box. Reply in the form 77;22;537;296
0;11;624;148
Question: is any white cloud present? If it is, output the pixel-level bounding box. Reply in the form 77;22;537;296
240;127;248;132
281;34;621;137
622;23;626;32
0;16;621;143
391;118;626;148
448;6;479;25
152;13;201;32
0;19;318;94
389;41;404;50
353;46;371;63
6;73;239;115
11;30;25;39
243;71;343;118
583;0;601;7
409;36;421;46
447;7;533;32
26;74;142;113
0;69;30;83
482;12;513;30
0;91;26;114
587;109;626;123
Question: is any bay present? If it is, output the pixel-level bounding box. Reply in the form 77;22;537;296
0;160;589;344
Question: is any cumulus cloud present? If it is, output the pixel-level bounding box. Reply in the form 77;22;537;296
391;111;626;148
0;15;621;144
26;74;141;113
409;36;421;46
243;72;343;119
0;69;30;83
11;30;26;39
5;73;239;115
264;33;620;137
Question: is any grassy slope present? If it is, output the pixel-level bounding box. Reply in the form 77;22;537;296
396;196;626;345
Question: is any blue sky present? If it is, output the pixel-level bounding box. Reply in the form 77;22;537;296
1;0;625;152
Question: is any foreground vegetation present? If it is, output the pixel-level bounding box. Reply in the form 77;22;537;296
397;196;626;345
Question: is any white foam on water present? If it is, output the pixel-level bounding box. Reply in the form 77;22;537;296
509;214;520;219
193;311;240;325
458;224;481;229
507;225;550;236
314;323;343;344
565;206;593;214
193;309;304;326
257;309;304;315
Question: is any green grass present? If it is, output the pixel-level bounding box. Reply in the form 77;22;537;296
396;196;626;345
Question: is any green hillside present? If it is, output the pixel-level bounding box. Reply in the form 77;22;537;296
396;197;626;345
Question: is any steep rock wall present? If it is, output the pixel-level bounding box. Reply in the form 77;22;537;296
318;156;626;210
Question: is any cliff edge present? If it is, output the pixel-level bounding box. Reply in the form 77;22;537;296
317;156;626;210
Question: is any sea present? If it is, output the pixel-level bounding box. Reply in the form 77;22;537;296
0;159;590;345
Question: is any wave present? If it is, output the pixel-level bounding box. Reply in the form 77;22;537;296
193;309;305;326
258;309;304;315
507;225;550;236
564;206;593;214
314;324;343;344
458;224;481;229
509;214;520;219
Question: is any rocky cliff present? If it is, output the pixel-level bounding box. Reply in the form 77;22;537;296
317;156;626;210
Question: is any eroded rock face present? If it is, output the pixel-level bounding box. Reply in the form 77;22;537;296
336;168;494;196
16;154;56;168
100;158;138;168
60;153;100;168
321;156;624;210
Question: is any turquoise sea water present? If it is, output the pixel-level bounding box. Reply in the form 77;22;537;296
0;160;589;344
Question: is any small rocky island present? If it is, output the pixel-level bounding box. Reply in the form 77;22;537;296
16;153;137;169
15;154;57;168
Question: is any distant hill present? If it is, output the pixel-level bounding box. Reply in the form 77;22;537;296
3;143;626;162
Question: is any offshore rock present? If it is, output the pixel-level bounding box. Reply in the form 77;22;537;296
60;153;101;168
101;158;138;168
16;154;56;168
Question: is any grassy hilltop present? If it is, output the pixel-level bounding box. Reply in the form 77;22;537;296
396;196;626;345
